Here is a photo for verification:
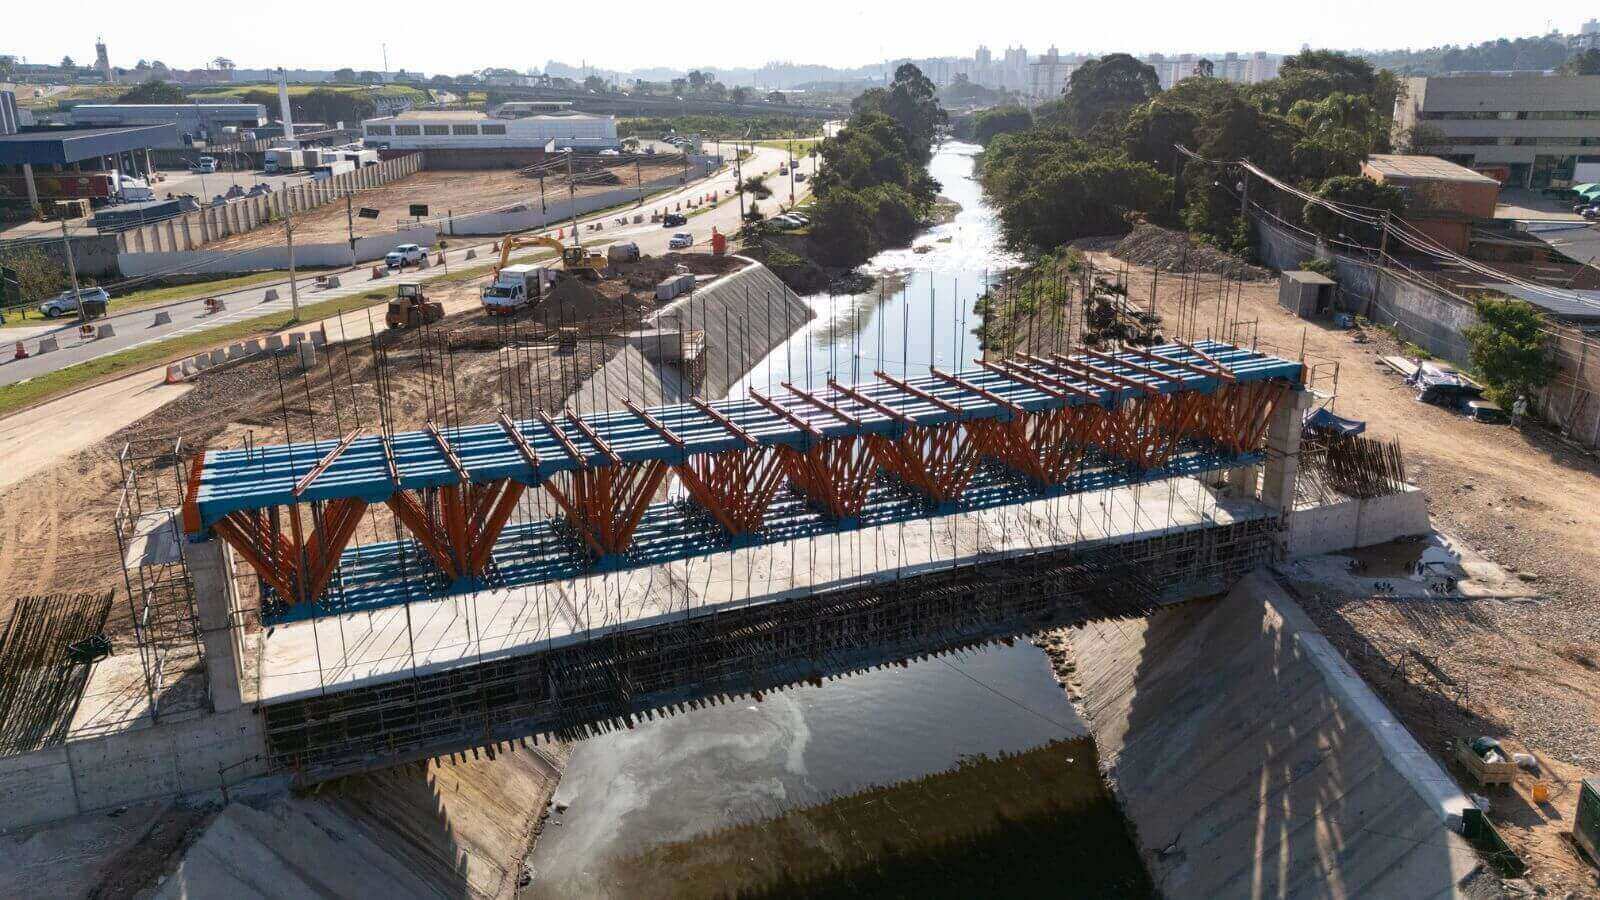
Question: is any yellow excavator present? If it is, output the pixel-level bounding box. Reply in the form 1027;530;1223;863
493;234;607;279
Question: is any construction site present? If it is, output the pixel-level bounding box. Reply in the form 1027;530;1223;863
0;130;1597;899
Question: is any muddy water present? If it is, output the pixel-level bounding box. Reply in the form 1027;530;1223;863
524;142;1098;895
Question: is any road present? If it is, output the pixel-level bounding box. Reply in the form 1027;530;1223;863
0;145;812;389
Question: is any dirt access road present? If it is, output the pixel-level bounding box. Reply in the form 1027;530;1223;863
1088;249;1600;892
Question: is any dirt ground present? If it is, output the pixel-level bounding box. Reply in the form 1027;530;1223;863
1077;248;1600;893
0;273;617;634
207;155;691;250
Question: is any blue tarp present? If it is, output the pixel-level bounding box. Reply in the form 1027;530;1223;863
1303;407;1366;437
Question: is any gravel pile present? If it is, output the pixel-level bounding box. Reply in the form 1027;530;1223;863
1112;224;1272;280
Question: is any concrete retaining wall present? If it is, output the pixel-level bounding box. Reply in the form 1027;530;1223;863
115;224;440;277
1287;485;1431;559
0;708;266;831
114;154;422;255
570;259;814;414
1071;571;1480;898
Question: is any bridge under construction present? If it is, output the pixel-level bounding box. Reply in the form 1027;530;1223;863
160;332;1314;781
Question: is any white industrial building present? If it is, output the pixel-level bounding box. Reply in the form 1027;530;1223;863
361;110;618;150
68;103;268;147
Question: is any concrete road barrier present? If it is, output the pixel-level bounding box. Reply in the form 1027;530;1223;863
96;324;115;339
263;288;279;302
265;335;284;351
153;311;172;326
211;299;227;313
193;353;212;371
465;248;477;260
36;336;57;354
288;332;304;345
297;341;317;371
208;349;227;367
322;275;342;289
245;339;263;354
309;330;327;348
227;343;248;360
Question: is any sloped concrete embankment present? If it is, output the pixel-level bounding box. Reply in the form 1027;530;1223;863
156;745;566;899
1071;571;1483;898
571;258;815;413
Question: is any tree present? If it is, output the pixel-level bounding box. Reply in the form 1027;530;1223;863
808;190;878;266
741;175;773;199
1058;53;1160;138
687;70;709;92
135;59;149;70
1465;296;1557;405
116;78;187;104
583;75;607;93
1193;58;1215;79
212;57;235;71
729;86;749;105
1303;175;1405;244
60;56;74;69
1562;49;1600;76
0;245;78;307
1395;122;1450;154
334;68;357;83
767;90;786;103
980;129;1171;252
294;88;377;126
671;77;688;96
972;106;1032;145
853;64;946;164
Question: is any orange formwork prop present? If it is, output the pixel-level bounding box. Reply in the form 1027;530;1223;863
385;478;527;581
868;422;984;505
779;436;877;522
1199;380;1289;454
967;404;1105;488
541;461;671;558
675;448;787;535
210;498;370;607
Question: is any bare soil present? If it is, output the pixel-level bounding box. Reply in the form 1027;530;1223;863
0;274;615;636
207;156;688;250
1081;248;1600;894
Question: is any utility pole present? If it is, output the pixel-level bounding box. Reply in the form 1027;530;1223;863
787;142;795;206
566;150;580;248
734;140;745;222
635;157;643;206
283;194;301;319
60;220;84;326
345;193;357;263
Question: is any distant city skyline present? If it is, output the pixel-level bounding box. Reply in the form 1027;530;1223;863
4;1;1596;80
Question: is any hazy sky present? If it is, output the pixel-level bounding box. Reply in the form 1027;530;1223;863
6;1;1595;74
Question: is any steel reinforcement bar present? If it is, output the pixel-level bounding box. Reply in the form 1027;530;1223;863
259;514;1275;783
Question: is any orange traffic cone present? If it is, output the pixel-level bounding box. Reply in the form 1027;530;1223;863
13;341;27;360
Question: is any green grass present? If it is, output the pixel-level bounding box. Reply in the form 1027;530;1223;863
0;291;398;420
756;138;822;156
1;271;298;329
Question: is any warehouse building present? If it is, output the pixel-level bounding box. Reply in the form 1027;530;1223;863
67;103;268;147
1394;73;1600;188
1360;154;1501;255
360;110;618;151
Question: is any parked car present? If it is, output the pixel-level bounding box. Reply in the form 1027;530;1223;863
38;286;111;318
191;156;218;174
787;212;810;224
386;243;427;268
793;172;807;182
662;213;688;227
668;232;694;249
1584;207;1600;221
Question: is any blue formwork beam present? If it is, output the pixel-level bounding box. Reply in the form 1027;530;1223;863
192;339;1303;529
261;446;1263;624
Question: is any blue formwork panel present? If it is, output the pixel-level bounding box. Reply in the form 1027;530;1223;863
261;446;1263;624
193;340;1303;529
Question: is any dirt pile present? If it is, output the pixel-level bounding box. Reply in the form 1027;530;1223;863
1112;224;1271;280
533;275;629;326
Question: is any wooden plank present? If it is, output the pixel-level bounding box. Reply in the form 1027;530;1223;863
497;412;540;470
622;398;686;450
828;378;914;425
783;382;862;427
689;396;757;447
930;367;1024;416
293;430;361;498
425;423;470;483
874;370;963;415
537;410;587;467
749;387;823;439
565;411;624;467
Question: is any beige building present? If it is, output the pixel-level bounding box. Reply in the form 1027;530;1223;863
1394;74;1600;188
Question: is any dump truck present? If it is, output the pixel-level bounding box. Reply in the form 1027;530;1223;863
386;282;444;329
481;263;556;316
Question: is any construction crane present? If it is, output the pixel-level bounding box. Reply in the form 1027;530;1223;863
493;234;607;279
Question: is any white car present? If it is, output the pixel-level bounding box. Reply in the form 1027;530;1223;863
668;232;694;249
386;244;426;268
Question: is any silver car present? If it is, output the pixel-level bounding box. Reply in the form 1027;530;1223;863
39;286;111;318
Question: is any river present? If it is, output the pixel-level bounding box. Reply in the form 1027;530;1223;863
523;141;1093;894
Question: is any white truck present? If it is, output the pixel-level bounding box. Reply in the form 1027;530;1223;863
481;264;557;316
311;159;355;181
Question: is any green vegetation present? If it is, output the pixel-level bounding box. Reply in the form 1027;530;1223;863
805;64;944;268
116;77;187;104
616;115;819;141
1465;296;1557;406
2;270;295;327
979;48;1404;257
756;138;822;156
741;175;774;200
970;106;1032;145
1360;34;1574;75
597;739;1152;899
0;245;84;318
1303;175;1405;244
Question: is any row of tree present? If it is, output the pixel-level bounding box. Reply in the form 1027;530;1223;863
976;50;1410;256
804;64;947;268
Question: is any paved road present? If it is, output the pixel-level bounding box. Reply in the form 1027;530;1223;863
0;146;810;388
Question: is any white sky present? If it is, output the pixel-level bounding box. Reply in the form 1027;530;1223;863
5;1;1595;75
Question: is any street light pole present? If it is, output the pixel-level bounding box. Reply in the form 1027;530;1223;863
283;193;301;319
346;193;357;264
